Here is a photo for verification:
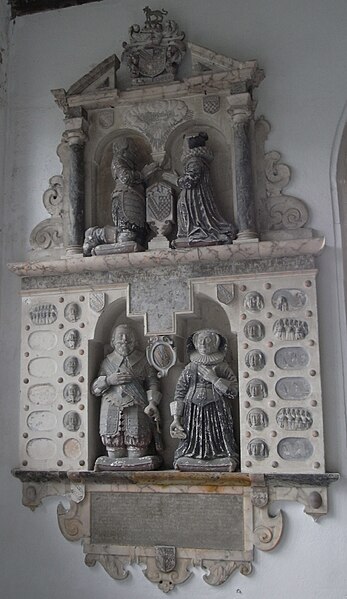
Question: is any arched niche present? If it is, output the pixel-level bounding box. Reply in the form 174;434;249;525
88;298;147;466
164;121;235;225
91;129;152;228
161;292;240;468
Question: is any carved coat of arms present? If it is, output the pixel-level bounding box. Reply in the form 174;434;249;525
155;546;176;573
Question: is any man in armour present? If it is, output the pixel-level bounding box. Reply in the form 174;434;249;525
92;324;162;463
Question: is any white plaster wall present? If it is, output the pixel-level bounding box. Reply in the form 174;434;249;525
1;0;347;597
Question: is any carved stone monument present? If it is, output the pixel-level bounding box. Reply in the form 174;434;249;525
9;7;339;594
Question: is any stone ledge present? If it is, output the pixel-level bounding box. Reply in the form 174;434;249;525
8;237;325;278
12;468;339;488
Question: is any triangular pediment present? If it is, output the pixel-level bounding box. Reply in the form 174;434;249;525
66;54;120;96
189;42;262;77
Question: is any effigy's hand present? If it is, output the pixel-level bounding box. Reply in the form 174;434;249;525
198;365;218;384
170;417;186;439
144;401;160;420
107;372;132;385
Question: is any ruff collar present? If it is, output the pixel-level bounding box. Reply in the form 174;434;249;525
190;351;224;365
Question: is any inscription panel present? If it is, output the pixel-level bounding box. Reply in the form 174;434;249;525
91;492;244;550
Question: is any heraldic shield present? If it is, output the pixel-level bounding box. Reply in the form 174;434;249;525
155;546;176;573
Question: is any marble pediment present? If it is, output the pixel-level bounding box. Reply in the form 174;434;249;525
189;42;264;88
51;41;264;114
52;54;120;112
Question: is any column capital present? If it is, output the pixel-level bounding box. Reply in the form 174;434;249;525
227;93;256;125
63;107;89;145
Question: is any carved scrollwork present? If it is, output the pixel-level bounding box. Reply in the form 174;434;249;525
264;151;290;196
57;500;85;542
267;195;309;230
30;218;63;250
140;555;192;592
252;502;283;552
255;118;309;232
264;149;309;229
254;525;273;544
85;554;129;581
42;175;64;217
30;174;64;251
202;560;252;586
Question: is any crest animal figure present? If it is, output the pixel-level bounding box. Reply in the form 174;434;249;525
143;7;168;27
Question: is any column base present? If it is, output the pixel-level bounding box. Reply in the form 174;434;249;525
65;246;83;256
234;230;259;243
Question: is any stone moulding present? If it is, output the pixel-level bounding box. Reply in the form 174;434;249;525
8;237;325;278
12;470;339;591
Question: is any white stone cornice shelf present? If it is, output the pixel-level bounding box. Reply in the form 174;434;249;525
8;237;325;278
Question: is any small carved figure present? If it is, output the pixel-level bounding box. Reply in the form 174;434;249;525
276;407;312;431
244;320;265;342
64;303;80;323
29;303;57;325
63;411;81;432
246;379;268;399
247;438;269;459
92;324;162;470
272;289;307;311
63;383;81;404
273;318;308;341
247;408;268;430
143;6;168;27
275;295;289;311
174;133;237;247
245;349;265;371
63;329;80;350
170;329;239;471
63;356;80;377
243;292;264;312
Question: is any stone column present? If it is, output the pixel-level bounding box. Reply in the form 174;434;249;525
228;94;258;242
63;108;88;255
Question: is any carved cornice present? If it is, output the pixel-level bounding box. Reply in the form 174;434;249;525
8;237;325;278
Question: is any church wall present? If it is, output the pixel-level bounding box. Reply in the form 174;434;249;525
1;1;347;597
